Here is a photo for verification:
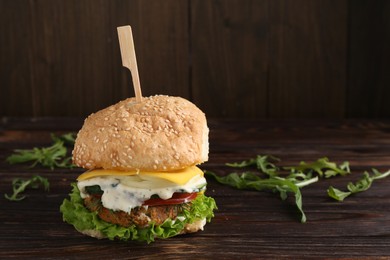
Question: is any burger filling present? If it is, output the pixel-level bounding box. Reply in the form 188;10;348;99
61;166;217;243
83;186;200;228
77;171;207;228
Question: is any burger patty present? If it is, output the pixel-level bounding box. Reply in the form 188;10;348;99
84;195;187;228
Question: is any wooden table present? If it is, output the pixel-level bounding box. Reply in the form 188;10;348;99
1;118;390;259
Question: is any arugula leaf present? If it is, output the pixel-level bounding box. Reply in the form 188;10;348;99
327;169;390;201
207;155;389;222
6;133;76;169
285;158;350;178
226;155;280;177
206;170;310;223
327;187;351;202
206;155;353;223
4;175;50;201
51;132;76;146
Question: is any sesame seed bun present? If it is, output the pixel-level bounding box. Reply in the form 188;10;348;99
72;95;209;171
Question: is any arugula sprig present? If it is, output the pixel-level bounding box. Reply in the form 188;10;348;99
6;133;76;169
327;169;390;201
206;171;311;223
226;155;280;177
51;132;76;146
206;155;350;223
4;175;50;201
285;158;350;178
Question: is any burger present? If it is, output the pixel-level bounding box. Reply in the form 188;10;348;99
60;95;217;243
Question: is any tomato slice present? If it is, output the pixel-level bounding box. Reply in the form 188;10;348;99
143;192;197;206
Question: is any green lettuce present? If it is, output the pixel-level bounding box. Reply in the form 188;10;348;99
60;184;217;243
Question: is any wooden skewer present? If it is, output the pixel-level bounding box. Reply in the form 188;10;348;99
117;25;143;103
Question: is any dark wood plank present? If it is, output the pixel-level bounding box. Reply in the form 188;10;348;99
0;0;189;117
2;1;390;119
0;0;34;116
1;118;390;258
130;1;190;99
29;0;113;117
267;0;348;118
347;0;390;118
191;0;268;118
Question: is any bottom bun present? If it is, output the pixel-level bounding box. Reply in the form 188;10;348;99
80;218;207;240
182;218;207;234
80;229;106;239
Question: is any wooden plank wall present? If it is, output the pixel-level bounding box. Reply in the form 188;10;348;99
0;0;389;119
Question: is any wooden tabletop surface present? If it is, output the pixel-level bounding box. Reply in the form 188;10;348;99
1;118;390;259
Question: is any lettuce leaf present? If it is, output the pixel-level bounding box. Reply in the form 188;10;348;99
60;183;217;243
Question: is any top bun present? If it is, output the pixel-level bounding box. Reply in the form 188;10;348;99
72;95;209;171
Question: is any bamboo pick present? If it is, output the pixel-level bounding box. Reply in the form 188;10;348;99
117;25;143;103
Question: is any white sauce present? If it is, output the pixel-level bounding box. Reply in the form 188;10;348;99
77;174;206;213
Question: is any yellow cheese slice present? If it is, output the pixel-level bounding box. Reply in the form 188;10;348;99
77;166;204;186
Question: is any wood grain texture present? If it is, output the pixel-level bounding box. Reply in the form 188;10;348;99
1;118;390;258
0;0;34;116
191;0;269;118
0;0;189;117
267;0;348;118
347;0;390;118
1;1;390;118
